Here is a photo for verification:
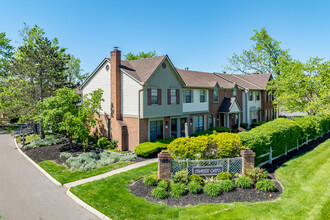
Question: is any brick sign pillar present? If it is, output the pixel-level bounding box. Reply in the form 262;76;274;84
240;148;256;175
158;150;172;180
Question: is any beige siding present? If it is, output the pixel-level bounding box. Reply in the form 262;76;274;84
82;61;111;114
183;89;209;113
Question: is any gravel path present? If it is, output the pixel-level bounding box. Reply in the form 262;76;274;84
0;133;98;220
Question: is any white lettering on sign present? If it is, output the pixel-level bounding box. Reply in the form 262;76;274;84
193;166;223;175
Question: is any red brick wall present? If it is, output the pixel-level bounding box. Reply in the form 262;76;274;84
164;116;170;139
209;89;227;126
90;114;110;137
261;90;274;121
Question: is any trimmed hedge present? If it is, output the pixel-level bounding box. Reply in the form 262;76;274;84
209;126;231;133
134;138;174;158
190;130;213;137
239;114;330;165
191;126;230;137
240;123;248;129
168;132;243;159
250;121;267;129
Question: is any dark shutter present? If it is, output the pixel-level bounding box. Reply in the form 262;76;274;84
167;89;171;105
176;89;180;104
157;89;162;105
147;88;151;105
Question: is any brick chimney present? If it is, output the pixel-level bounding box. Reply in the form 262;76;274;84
111;47;121;120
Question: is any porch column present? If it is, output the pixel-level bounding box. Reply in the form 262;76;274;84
226;114;230;128
238;113;241;128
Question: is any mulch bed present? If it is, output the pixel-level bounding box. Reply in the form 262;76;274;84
129;177;282;207
129;133;330;207
21;140;148;165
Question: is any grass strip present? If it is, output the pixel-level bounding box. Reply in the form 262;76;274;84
70;139;330;219
38;160;134;184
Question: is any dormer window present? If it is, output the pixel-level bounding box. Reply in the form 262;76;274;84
233;87;237;97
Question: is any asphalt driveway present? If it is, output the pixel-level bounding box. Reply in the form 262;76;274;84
0;133;98;220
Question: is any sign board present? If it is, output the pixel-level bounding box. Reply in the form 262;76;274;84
192;166;223;176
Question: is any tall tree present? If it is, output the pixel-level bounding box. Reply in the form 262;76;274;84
12;24;70;138
124;51;157;60
267;57;330;115
225;27;291;76
0;32;14;78
64;55;89;87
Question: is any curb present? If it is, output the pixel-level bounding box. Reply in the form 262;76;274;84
66;189;111;220
14;138;62;186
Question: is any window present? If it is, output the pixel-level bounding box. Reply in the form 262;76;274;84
200;90;206;102
213;89;219;103
170;89;176;104
233;87;237;97
235;113;239;125
151;89;158;104
209;114;213;128
184;90;192;103
194;115;204;132
150;120;163;142
251;111;257;123
249;91;253;101
266;91;269;102
171;119;177;138
256;92;260;101
271;109;274;119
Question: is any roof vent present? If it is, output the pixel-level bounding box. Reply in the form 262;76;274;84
185;67;189;70
113;46;119;50
223;71;226;74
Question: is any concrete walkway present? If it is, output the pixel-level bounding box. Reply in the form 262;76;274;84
64;158;157;188
0;133;98;220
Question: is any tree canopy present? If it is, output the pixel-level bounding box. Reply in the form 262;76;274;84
64;55;89;87
124;51;157;60
0;32;14;78
226;27;291;76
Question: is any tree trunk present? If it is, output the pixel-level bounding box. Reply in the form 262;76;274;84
69;135;73;148
39;79;45;139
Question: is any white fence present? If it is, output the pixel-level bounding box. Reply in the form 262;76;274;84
171;157;243;177
257;129;329;167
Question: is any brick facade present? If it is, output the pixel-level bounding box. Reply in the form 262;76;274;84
261;90;274;121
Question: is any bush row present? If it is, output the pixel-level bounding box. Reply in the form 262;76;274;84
134;138;174;157
190;126;230;137
168;131;243;160
239;114;330;165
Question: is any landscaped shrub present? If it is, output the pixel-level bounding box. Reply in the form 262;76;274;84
189;174;204;185
218;179;235;192
134;141;168;158
65;152;136;171
157;179;169;189
235;176;253;189
209;126;231;133
190;130;213;137
170;183;187;198
240;123;248;129
88;133;99;145
293;114;330;141
239;118;303;165
173;170;188;184
151;187;168;199
24;136;66;149
154;138;175;145
250;121;267;129
245;166;268;183
204;182;222;197
97;137;118;150
204;176;218;184
216;172;232;181
168;132;243;159
60;152;72;159
143;175;157;186
256;179;276;192
187;181;203;194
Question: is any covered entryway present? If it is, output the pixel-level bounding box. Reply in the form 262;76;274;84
218;97;242;129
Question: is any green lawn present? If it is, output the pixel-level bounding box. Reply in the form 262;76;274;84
38;160;134;184
70;139;330;220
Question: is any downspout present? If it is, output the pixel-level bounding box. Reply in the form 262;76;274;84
138;86;144;144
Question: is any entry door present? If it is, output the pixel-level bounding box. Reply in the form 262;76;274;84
171;119;177;138
180;118;187;137
150;120;163;142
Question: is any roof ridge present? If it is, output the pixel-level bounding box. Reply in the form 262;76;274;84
231;74;263;89
213;73;245;89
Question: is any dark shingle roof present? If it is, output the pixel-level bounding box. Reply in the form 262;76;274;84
218;97;237;113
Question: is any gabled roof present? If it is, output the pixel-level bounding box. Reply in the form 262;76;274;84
238;74;271;89
218;97;241;113
119;55;167;83
215;73;264;90
176;69;234;89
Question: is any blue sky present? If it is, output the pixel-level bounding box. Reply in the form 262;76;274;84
1;0;330;74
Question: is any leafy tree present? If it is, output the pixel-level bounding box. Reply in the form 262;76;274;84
0;77;35;120
64;55;89;87
12;24;70;138
267;57;330;115
38;88;104;148
226;27;291;76
124;51;157;60
0;32;14;78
